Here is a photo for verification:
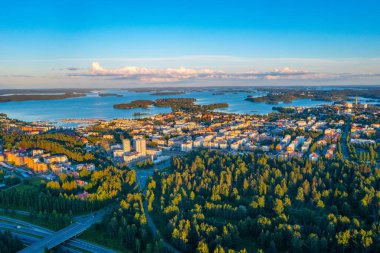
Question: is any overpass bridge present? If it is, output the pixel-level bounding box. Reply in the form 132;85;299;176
18;211;105;253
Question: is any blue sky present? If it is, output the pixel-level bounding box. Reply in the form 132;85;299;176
0;0;380;88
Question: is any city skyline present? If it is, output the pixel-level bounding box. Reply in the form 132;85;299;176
1;0;380;87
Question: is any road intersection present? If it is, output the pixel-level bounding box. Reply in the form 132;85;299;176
0;212;114;253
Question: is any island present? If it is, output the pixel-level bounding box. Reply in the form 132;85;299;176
245;93;299;104
114;98;228;112
272;106;297;113
0;92;86;103
98;93;123;97
113;100;154;109
133;112;149;116
150;91;185;96
245;87;380;104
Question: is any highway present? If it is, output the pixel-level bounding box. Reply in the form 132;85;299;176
17;211;107;253
1;159;173;253
0;208;30;216
0;229;81;253
0;215;115;253
1;157;174;252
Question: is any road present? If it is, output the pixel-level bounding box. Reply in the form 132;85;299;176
1;158;174;252
142;200;181;253
0;208;30;216
0;229;81;253
161;149;186;157
136;159;171;192
340;118;351;161
135;159;181;253
17;210;111;253
339;119;378;222
2;180;23;192
0;215;114;253
0;210;114;253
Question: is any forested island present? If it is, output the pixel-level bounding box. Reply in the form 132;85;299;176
272;106;297;113
114;98;228;112
113;100;154;109
150;91;186;96
133;112;149;116
246;88;380;104
0;92;86;103
98;93;123;97
246;93;301;104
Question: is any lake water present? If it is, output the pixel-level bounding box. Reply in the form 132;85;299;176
0;89;341;125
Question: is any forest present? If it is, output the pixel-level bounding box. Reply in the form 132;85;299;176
0;131;94;162
0;92;85;103
0;231;23;253
146;150;379;252
113;98;228;113
113;100;154;109
85;192;166;253
249;87;380;104
0;166;137;230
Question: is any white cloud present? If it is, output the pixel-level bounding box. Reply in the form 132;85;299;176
64;62;380;84
89;62;224;82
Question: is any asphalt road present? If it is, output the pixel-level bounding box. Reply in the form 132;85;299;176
18;212;103;253
142;200;181;253
0;208;30;216
0;229;81;253
339;120;378;221
0;215;114;253
0;210;114;253
1;158;174;252
136;159;171;192
135;159;181;253
340;118;351;161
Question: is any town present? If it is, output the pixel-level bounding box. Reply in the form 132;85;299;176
1;100;379;190
0;100;379;253
1;1;380;251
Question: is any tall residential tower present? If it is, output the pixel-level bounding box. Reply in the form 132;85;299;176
135;138;146;156
122;139;131;152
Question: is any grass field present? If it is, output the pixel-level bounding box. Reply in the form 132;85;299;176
14;177;45;191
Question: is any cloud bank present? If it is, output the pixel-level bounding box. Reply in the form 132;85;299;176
68;62;349;83
89;62;224;82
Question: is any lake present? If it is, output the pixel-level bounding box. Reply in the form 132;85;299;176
0;89;340;125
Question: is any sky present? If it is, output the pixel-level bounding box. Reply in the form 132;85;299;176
0;0;380;88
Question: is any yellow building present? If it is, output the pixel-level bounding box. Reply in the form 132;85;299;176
5;152;25;166
33;162;48;173
44;155;68;164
